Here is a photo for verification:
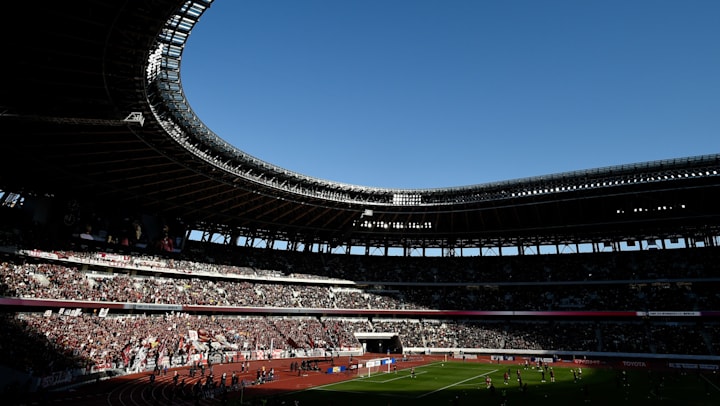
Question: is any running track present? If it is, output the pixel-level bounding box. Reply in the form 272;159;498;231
29;355;436;405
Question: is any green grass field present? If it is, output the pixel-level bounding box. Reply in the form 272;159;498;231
248;361;720;406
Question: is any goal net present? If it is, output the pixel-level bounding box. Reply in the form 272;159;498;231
365;357;395;377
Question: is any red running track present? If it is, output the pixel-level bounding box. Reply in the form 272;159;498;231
28;354;441;405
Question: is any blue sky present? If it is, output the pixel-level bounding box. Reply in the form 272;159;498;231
181;0;719;189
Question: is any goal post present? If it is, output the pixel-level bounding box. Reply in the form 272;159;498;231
365;357;395;377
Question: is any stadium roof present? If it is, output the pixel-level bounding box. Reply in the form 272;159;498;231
1;0;719;253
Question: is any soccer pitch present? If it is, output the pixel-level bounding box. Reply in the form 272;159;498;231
264;361;720;406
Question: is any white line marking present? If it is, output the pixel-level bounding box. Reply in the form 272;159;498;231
417;369;498;398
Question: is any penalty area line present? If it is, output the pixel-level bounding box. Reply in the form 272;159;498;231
363;370;429;384
417;369;498;399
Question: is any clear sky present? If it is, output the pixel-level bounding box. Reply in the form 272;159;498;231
181;0;719;189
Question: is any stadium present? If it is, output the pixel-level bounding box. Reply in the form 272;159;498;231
1;0;719;405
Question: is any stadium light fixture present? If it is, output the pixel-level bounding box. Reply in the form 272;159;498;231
124;112;145;126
